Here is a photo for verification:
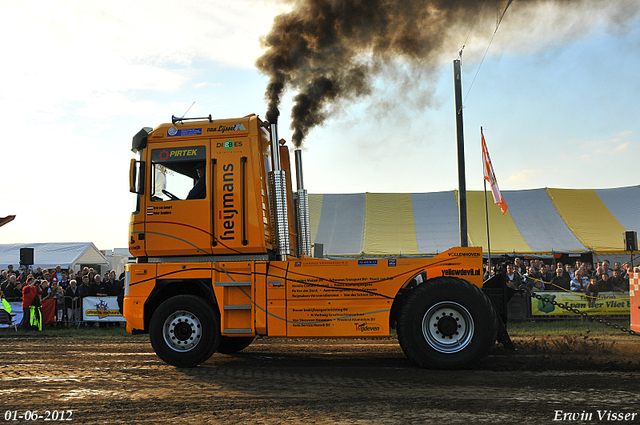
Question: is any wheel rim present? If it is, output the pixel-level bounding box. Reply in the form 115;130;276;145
422;301;474;354
162;310;202;352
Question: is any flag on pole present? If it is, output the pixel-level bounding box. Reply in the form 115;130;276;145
481;129;508;214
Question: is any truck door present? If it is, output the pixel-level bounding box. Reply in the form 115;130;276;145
145;143;213;257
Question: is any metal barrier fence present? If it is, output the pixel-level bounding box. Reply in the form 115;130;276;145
1;295;125;330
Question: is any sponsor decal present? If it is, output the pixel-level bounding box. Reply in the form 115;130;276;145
358;260;378;267
268;280;284;288
440;268;481;277
167;128;202;137
152;146;206;162
207;123;247;133
147;205;173;216
216;140;243;150
355;322;381;332
388;259;396;267
219;163;237;241
448;252;481;257
295;262;302;267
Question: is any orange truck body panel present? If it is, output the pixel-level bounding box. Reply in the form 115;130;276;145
123;114;484;341
125;247;483;338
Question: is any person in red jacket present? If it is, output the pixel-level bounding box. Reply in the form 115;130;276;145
20;276;40;330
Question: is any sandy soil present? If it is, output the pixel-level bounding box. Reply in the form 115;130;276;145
1;335;640;424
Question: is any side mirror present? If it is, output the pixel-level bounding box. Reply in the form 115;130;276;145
129;159;145;194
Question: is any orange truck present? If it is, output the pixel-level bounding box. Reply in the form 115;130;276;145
124;114;510;369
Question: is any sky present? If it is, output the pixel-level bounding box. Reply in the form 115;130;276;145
1;0;639;251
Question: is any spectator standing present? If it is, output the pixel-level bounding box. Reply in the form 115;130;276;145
65;279;81;326
54;286;65;325
514;257;526;275
90;275;109;297
33;267;43;279
524;266;545;291
58;272;70;290
78;275;91;298
585;276;598;308
1;272;11;295
505;264;523;289
571;270;588;292
107;270;124;315
550;268;571;291
39;279;52;301
597;273;613;292
3;275;20;301
52;265;63;285
610;270;628;292
20;277;40;330
564;264;575;280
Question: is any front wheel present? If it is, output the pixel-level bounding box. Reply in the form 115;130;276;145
397;277;497;369
149;295;220;367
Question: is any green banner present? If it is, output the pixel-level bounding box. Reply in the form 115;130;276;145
531;291;630;316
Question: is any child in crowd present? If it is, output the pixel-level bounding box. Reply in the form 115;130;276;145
55;286;65;324
585;276;598;308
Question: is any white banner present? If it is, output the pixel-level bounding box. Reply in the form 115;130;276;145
0;302;22;328
82;296;126;322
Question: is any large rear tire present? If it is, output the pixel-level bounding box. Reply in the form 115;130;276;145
149;295;221;367
217;336;255;354
397;277;497;369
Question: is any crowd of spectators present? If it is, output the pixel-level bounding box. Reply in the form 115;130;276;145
488;257;637;295
0;265;124;328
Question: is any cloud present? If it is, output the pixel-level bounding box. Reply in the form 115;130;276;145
0;0;285;122
507;169;542;183
580;131;634;157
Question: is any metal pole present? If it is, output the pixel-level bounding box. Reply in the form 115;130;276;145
454;59;468;247
484;178;492;279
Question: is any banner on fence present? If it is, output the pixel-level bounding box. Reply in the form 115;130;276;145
631;273;639;332
531;291;630;316
0;302;22;328
82;296;126;322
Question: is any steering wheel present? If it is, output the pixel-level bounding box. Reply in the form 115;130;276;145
162;190;180;201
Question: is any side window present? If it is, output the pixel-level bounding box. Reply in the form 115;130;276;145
151;146;207;201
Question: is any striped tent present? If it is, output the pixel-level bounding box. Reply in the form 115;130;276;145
309;185;640;258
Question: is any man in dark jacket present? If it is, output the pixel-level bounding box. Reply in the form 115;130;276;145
549;268;571;291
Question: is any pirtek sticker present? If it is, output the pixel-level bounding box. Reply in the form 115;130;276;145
152;146;206;162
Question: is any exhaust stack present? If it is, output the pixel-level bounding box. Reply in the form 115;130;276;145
269;122;290;260
295;149;311;257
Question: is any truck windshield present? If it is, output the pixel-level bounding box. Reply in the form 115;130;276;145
151;146;206;201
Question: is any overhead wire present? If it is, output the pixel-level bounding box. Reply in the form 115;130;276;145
463;0;514;103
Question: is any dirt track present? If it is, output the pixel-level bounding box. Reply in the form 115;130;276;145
2;335;640;424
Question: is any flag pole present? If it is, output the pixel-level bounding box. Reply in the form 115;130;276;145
482;127;492;279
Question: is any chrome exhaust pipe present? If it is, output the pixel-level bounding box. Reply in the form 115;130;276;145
269;122;289;260
295;149;311;257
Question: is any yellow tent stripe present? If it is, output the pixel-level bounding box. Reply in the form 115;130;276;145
308;194;323;244
546;188;626;251
363;193;418;255
465;190;531;253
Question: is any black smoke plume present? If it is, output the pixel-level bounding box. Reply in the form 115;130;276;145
255;0;639;147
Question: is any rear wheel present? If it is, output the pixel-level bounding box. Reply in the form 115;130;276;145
397;277;497;369
149;295;220;367
217;336;255;354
